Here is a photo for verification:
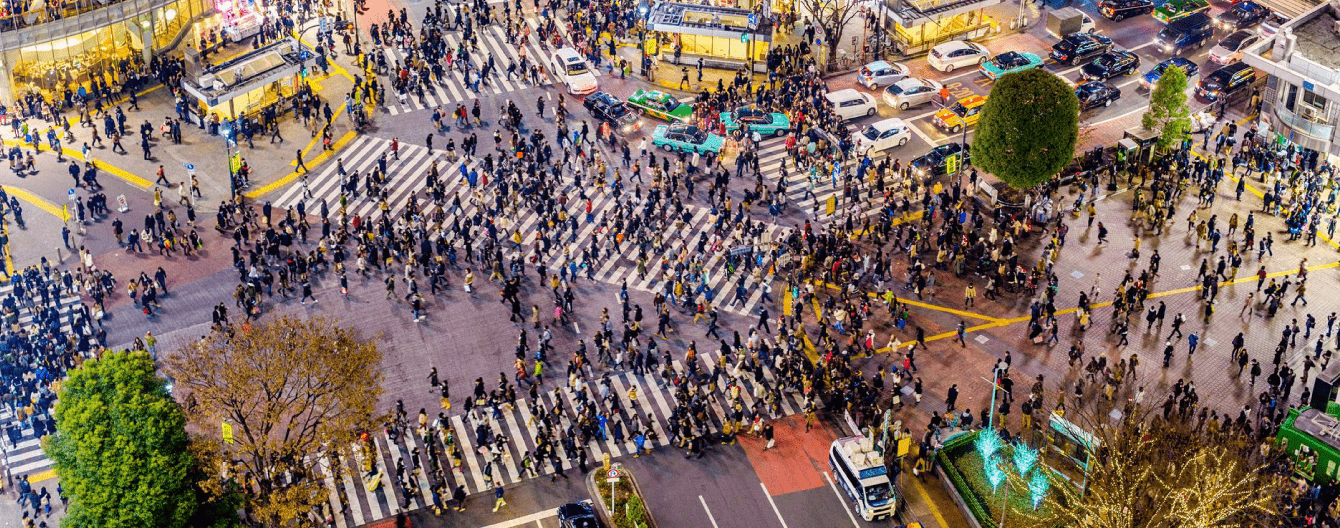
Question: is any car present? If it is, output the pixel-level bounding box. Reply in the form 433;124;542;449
1152;0;1209;23
882;77;943;110
583;91;640;134
1196;62;1256;102
825;89;879;121
1075;81;1122;110
557;501;604;528
720;107;791;137
853;118;913;156
626;89;693;123
1050;33;1113;66
1140;57;1200;90
927;40;990;72
552;48;598;95
1217;0;1270;31
1258;10;1289;38
1098;0;1153;21
1208;30;1260;64
1156;12;1215;54
651;123;725;154
933;95;987;134
910;143;970;177
857;61;911;89
978;51;1044;80
1080;50;1140;81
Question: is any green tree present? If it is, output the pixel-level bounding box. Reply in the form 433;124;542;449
972;69;1080;190
1142;65;1191;152
49;350;198;528
166;317;383;527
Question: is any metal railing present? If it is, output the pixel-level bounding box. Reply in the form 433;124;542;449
0;0;129;34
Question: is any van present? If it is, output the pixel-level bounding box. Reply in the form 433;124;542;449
1155;12;1214;55
829;435;896;521
825;89;878;121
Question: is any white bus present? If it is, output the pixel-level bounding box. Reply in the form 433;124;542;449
829;435;897;521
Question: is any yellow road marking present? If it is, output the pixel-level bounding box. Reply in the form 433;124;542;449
811;279;1003;323
27;468;57;483
5;186;67;220
245;129;358;198
905;467;952;528
0;139;152;188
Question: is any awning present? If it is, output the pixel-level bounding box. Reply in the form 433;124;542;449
885;0;1003;27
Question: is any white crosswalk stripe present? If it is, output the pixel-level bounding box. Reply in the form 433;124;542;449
378;23;575;116
317;352;807;525
0;281;85;479
754;136;898;221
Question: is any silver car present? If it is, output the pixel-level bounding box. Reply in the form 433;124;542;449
882;78;943;111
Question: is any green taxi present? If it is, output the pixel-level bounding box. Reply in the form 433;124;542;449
626;89;695;123
1152;0;1209;23
719;107;791;137
651;124;725;154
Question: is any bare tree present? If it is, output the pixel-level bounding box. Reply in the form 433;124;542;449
166;317;383;527
796;0;865;70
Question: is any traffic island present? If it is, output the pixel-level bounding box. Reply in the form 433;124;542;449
586;465;658;528
935;428;1075;528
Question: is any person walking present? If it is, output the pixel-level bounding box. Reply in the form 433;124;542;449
492;483;507;512
295;149;310;173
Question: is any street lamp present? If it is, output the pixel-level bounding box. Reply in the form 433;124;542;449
639;4;650;78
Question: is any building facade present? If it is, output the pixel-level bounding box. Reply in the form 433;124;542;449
0;0;217;105
1243;0;1340;161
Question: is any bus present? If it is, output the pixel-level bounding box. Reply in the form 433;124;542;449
829;435;897;521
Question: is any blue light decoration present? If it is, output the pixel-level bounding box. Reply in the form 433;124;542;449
975;428;1003;462
985;454;1007;491
1029;471;1051;509
1011;441;1039;476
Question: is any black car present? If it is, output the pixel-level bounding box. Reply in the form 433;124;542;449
1196;62;1257;102
1216;0;1269;31
558;502;604;528
1098;0;1153;21
1076;81;1122;110
910;143;970;177
583;91;640;134
1080;50;1141;81
1050;33;1113;66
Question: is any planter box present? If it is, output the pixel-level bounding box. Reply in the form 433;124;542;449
587;465;659;528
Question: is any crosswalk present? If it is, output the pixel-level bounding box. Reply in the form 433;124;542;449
755;137;898;221
318;346;807;527
378;19;602;116
0;282;85;481
278;135;783;317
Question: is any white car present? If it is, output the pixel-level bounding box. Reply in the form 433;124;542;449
857;61;911;89
883;78;943;111
1208;30;1260;65
825;89;878;121
927;41;990;73
552;48;598;95
854;118;912;156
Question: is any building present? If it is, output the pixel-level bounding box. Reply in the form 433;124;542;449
647;2;772;71
1242;0;1340;161
880;0;1002;56
0;0;251;105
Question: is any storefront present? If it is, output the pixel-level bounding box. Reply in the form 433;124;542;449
881;0;1000;56
0;0;213;103
647;2;771;69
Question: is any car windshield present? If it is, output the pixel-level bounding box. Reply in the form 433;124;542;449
865;483;894;504
661;95;680;109
608;104;630;119
859;66;874;76
566;61;589;76
861;126;881;140
1078;84;1101;96
887;83;907;95
949;103;969;117
1093;56;1117;68
993;53;1022;67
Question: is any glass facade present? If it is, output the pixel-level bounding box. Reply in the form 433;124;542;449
0;0;211;102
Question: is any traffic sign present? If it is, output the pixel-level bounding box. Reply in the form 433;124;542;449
605;468;620;483
748;13;757;25
67;188;76;202
741;32;749;42
946;153;959;174
183;162;195;171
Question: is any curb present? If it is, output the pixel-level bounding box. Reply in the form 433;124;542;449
585;465;659;528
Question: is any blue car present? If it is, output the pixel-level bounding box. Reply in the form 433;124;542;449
1141;57;1200;91
651;124;725;154
978;51;1044;81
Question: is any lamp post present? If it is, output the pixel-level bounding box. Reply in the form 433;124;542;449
982;366;1005;430
639;3;650;78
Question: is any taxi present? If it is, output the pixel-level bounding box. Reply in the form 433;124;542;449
933;95;988;134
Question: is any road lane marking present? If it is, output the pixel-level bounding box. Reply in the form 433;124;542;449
760;483;791;528
904;471;953;528
823;472;862;528
475;509;559;528
699;495;721;528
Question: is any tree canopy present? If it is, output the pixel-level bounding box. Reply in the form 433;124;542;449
165;317;383;527
49;350;198;528
1142;65;1192;152
972;69;1080;190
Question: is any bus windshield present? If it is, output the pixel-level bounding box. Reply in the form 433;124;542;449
865;483;893;504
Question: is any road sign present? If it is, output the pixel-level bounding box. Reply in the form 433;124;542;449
67;188;76;202
606;468;620;483
748;13;757;25
183;162;195;171
116;194;128;213
741;32;749;42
